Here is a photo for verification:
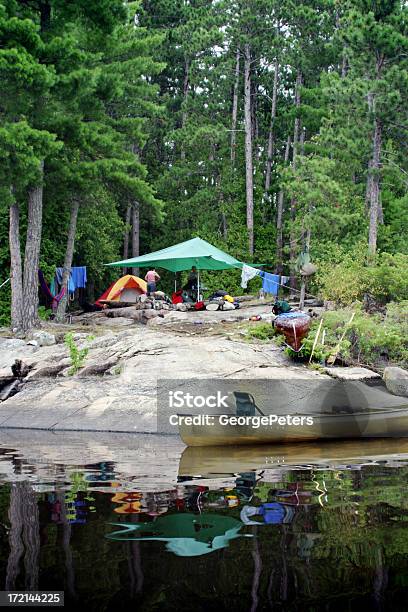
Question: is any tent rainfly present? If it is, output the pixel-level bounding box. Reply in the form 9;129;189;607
95;274;147;307
106;237;245;298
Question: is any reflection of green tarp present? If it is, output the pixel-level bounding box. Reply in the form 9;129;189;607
106;237;244;272
106;512;246;556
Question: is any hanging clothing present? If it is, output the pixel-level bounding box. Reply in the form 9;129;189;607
38;270;66;311
55;266;87;294
260;272;280;296
241;264;260;288
70;266;87;289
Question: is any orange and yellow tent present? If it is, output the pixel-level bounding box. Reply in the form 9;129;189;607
95;274;147;307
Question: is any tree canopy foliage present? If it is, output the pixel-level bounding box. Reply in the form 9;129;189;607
0;0;407;328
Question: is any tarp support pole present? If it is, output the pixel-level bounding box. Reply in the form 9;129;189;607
197;269;200;301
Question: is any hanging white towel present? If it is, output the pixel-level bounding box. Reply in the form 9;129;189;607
241;264;260;288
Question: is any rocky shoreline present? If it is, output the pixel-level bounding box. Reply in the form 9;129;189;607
0;303;322;433
1;303;407;435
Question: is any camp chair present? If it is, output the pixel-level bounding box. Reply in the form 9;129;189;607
233;392;265;417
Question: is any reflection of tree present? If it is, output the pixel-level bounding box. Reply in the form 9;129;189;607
127;516;144;598
5;484;24;590
372;546;388;611
6;482;40;590
280;526;289;603
250;527;262;612
128;541;144;597
58;491;77;601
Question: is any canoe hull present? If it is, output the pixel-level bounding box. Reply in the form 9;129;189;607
274;313;311;351
179;408;408;447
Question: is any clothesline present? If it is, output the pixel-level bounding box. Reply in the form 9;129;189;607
240;264;318;300
0;277;10;290
262;276;319;301
276;280;319;301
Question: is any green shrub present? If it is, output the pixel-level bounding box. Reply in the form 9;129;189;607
289;304;408;368
245;322;276;341
38;305;52;321
64;333;91;375
317;252;408;305
285;310;353;363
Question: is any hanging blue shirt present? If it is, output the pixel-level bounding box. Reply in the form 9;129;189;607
55;266;87;294
260;272;280;296
70;266;87;290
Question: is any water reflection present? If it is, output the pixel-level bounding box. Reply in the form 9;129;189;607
0;432;408;609
108;513;245;557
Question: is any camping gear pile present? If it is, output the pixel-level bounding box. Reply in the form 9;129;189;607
171;288;240;312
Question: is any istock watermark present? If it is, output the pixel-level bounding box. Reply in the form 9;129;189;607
168;414;314;428
168;390;229;409
157;377;408;439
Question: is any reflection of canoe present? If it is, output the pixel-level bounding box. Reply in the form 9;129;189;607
178;406;408;447
179;438;408;477
274;312;311;350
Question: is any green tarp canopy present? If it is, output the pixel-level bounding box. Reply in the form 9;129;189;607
106;237;244;273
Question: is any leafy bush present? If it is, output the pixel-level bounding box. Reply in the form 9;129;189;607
317;251;408;305
38;305;52;321
245;322;276;341
366;254;408;303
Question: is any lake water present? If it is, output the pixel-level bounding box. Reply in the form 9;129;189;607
0;431;407;610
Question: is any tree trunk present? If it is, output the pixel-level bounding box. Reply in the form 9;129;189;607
55;199;80;322
244;43;254;255
21;161;44;331
230;48;240;163
9;198;24;330
39;0;51;32
180;58;189;160
336;9;348;78
264;59;279;194
341;54;348;78
123;203;131;275
299;228;311;309
216;172;227;238
275;136;291;275
251;76;258;149
289;71;302;289
131;202;140;276
368;117;382;257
